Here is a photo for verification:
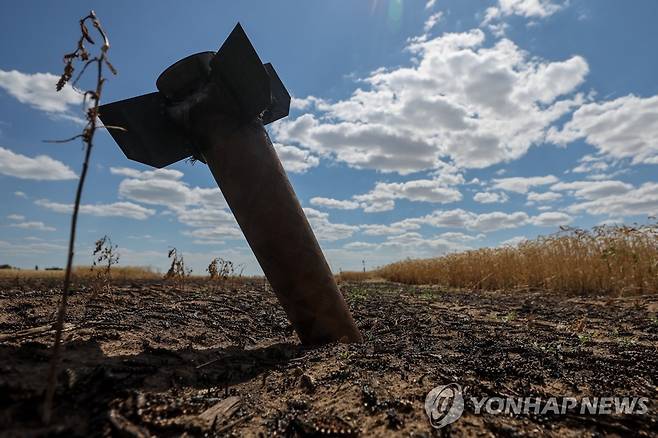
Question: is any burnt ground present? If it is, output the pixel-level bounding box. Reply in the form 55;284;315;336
0;278;657;437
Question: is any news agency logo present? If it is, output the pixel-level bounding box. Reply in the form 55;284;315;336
424;383;465;429
425;382;650;429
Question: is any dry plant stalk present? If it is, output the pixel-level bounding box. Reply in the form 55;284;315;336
90;235;120;298
374;221;658;296
165;248;192;290
207;257;237;289
43;10;116;424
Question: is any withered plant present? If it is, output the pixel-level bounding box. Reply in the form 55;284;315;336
90;235;120;298
207;257;236;290
165;248;192;290
43;10;117;424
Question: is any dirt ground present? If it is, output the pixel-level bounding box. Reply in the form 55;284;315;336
0;277;656;437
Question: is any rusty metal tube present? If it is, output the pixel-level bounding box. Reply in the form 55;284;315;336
195;116;363;345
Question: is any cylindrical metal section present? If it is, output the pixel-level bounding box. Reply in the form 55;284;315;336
197;116;363;345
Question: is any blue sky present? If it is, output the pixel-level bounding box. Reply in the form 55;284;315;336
1;0;657;274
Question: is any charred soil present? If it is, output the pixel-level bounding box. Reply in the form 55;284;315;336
0;278;656;436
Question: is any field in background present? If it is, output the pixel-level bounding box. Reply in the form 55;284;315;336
4;223;657;296
0;266;161;281
342;222;658;296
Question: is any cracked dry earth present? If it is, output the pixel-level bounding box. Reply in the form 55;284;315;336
0;278;657;437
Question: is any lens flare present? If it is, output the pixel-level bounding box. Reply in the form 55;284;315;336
387;0;404;30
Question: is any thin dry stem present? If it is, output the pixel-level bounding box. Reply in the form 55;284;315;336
42;10;116;425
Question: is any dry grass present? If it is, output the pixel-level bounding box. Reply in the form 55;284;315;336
0;266;161;281
374;222;658;296
337;271;374;283
0;266;261;284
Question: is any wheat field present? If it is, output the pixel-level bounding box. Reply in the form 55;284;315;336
343;222;658;296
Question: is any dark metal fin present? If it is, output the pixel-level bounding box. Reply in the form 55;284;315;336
99;92;192;168
262;63;291;125
210;23;272;121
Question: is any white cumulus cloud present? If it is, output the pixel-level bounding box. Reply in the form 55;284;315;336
310;172;463;213
353;178;462;211
0;69;83;114
547;94;658;165
9;221;56;231
0;146;77;180
310;197;360;210
114;167;240;240
551;180;633;200
566;182;658;218
303;208;359;241
273;143;320;173
474;191;509;203
273;28;588;173
492;175;559;193
424;12;443;32
526;191;562;203
484;0;567;22
36;199;155;220
530;211;573;226
392;208;530;233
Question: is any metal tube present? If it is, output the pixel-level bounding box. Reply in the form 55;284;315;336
196;116;363;345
